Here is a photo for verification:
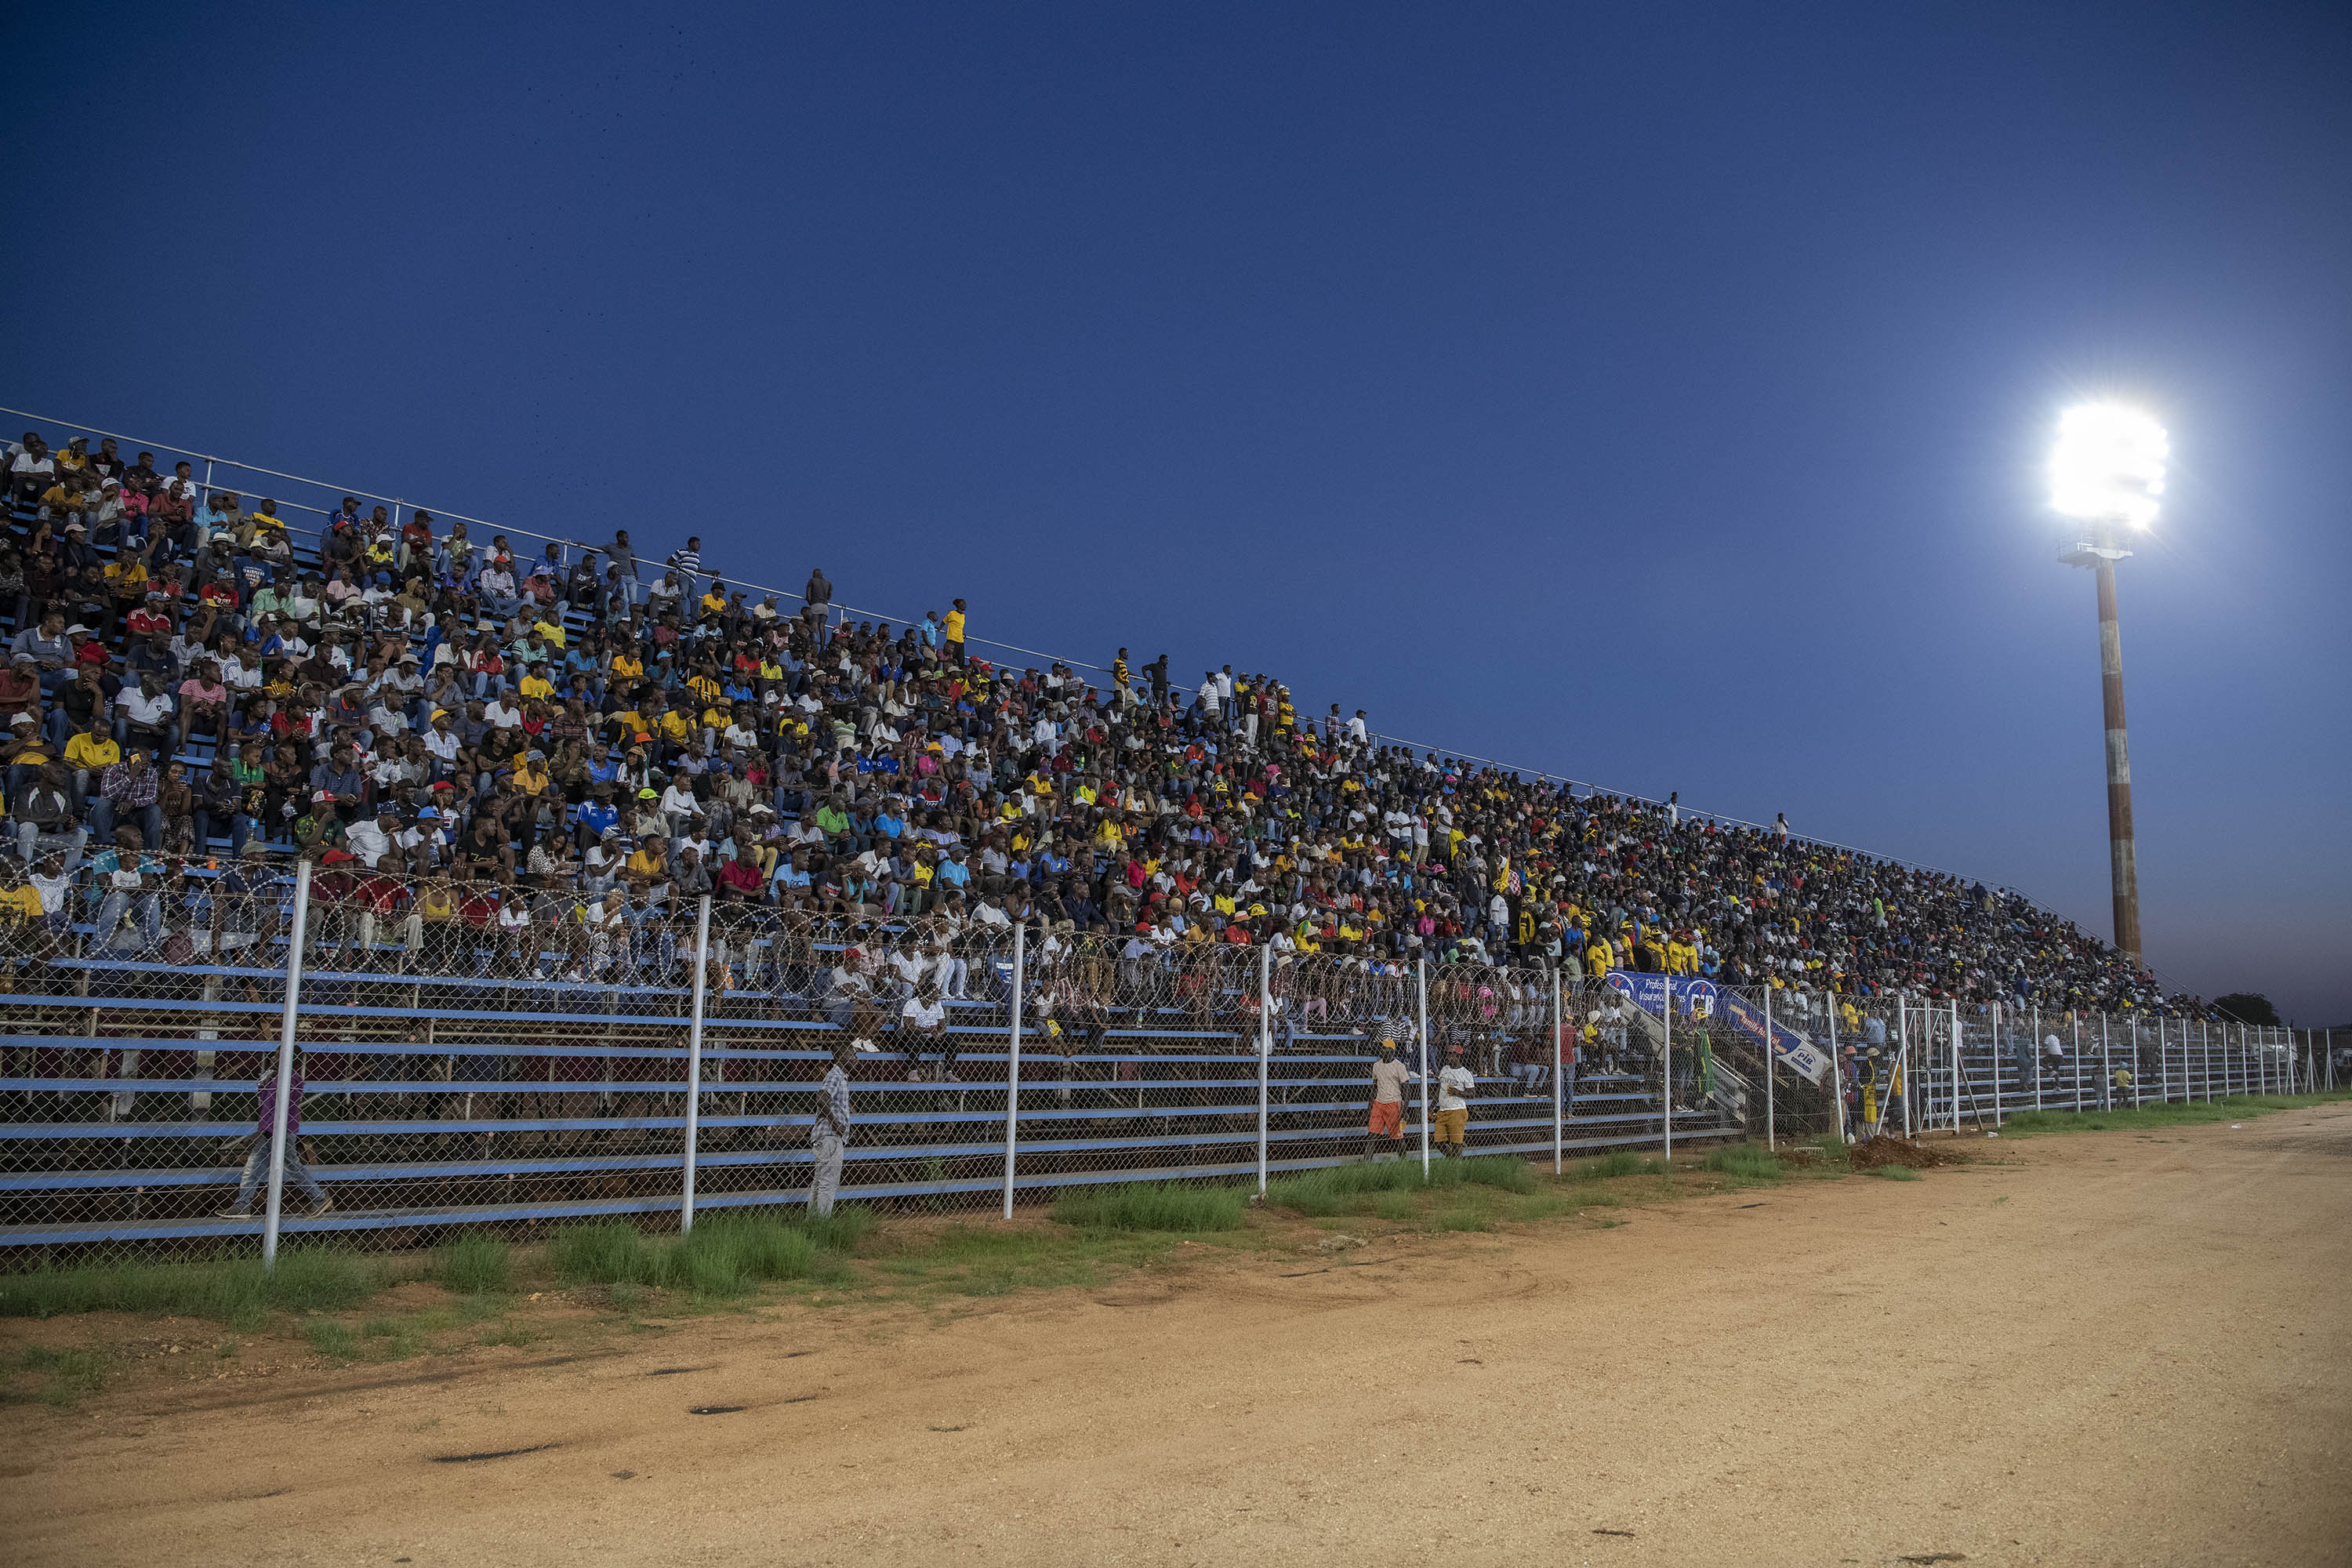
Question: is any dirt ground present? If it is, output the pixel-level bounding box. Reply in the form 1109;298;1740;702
6;1107;2350;1568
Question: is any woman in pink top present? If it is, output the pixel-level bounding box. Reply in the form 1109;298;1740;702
177;660;231;748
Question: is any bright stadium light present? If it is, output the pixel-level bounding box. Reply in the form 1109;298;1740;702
2049;401;2168;974
2049;402;2168;529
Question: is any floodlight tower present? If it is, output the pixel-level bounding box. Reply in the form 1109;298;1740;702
2051;404;2169;970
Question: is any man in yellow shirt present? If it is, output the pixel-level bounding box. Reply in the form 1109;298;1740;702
65;720;121;800
943;599;967;662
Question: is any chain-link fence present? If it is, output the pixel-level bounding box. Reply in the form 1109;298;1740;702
0;880;2322;1269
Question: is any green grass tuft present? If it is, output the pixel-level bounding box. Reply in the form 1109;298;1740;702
1434;1156;1539;1194
13;1345;107;1406
1874;1165;1922;1181
547;1222;662;1288
433;1234;513;1295
1053;1181;1247;1232
1995;1091;2348;1138
1701;1144;1784;1183
1264;1160;1421;1215
1570;1149;1660;1181
551;1213;856;1301
1263;1155;1537;1215
304;1319;358;1359
0;1247;372;1327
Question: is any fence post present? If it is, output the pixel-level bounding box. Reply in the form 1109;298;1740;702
260;859;314;1272
678;895;712;1236
1762;985;1775;1151
1662;976;1675;1161
1416;956;1431;1175
2072;1013;2083;1112
1256;941;1270;1197
1552;968;1565;1173
1001;921;1025;1219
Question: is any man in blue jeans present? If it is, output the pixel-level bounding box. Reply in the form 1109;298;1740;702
217;1061;333;1219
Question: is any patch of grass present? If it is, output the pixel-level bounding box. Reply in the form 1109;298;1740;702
1873;1165;1922;1181
793;1208;873;1255
659;1214;819;1298
1262;1156;1536;1216
1569;1149;1660;1181
551;1212;865;1303
478;1322;539;1348
433;1233;513;1295
1053;1181;1247;1232
872;1223;1174;1298
547;1222;662;1288
0;1246;375;1327
304;1319;359;1359
1701;1144;1784;1184
1995;1091;2348;1138
1264;1161;1421;1216
1432;1196;1497;1232
1432;1156;1538;1194
13;1345;107;1406
358;1315;427;1360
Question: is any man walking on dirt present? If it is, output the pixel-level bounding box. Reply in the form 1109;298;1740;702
811;1039;855;1217
1367;1033;1410;1162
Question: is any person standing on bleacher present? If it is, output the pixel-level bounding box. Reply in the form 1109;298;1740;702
1434;1042;1476;1159
216;1058;333;1220
810;1037;855;1218
1367;1033;1410;1162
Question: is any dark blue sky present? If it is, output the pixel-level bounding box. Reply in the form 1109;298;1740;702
6;3;2347;1021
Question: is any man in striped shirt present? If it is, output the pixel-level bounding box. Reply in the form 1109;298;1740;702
666;536;702;595
811;1037;855;1216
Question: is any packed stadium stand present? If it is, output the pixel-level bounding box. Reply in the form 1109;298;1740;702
0;417;2241;1250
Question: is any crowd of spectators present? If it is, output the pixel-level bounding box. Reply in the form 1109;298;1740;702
0;425;2210;1022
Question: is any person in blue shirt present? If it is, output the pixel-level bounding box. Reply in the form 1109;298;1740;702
575;782;621;847
872;801;905;844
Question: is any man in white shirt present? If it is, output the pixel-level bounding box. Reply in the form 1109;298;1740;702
1435;1043;1476;1159
897;980;952;1081
344;804;398;868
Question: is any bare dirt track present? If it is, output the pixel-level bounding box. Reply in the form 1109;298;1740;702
7;1107;2350;1568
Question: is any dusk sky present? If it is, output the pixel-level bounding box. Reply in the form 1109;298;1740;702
5;3;2346;1021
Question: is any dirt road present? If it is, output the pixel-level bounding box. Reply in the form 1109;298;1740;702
7;1108;2349;1567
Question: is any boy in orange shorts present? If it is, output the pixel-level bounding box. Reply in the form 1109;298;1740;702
1367;1033;1410;1161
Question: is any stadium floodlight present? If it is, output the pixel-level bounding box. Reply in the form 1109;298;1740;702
2050;403;2168;529
2050;401;2165;971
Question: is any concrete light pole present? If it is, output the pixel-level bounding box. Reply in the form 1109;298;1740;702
2051;405;2169;970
